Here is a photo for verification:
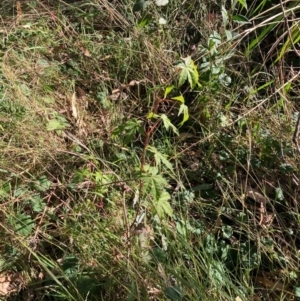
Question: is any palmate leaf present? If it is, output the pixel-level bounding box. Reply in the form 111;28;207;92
153;190;173;218
178;104;189;126
46;118;69;131
141;172;168;200
147;146;173;172
13;213;34;236
176;56;199;89
160;114;179;135
140;170;173;218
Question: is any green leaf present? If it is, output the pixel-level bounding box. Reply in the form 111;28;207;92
275;187;284;201
222;225;233;239
171;95;184;103
176;56;199;89
160;114;179;135
33;175;51;192
112;118;144;145
209;32;221;46
274;25;300;63
46;117;69;131
178;104;189;126
30;195;46;213
133;0;150;12
13;213;34;236
225;30;233;41
232;15;251;24
294;285;300;297
154;190;173;218
164;85;174;98
221;5;228;26
147;112;159;119
237;0;247;10
141;172;168;200
178;68;187;87
147;146;173;172
61;256;79;277
165;286;183;300
137;14;153;27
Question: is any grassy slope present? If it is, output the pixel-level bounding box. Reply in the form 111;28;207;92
0;0;300;300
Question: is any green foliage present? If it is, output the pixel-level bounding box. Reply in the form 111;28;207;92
147;146;173;172
9;213;34;237
176;56;200;89
112;118;144;145
1;0;299;300
46;113;70;134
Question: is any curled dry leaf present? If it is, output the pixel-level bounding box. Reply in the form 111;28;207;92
246;188;269;205
0;272;23;296
75;86;86;99
129;80;139;86
109;89;128;101
0;276;10;296
80;46;91;57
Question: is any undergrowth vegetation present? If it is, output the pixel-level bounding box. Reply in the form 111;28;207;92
1;0;300;300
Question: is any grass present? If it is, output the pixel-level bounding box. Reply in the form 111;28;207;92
1;0;300;300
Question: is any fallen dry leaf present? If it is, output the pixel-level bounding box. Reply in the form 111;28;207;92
75;86;86;99
129;80;139;86
71;92;78;119
0;272;22;296
0;276;10;296
80;46;91;57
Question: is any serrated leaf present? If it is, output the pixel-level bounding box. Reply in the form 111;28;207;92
30;196;46;213
178;104;189;126
33;175;51;192
46;118;69;131
160;114;179;135
178;69;188;87
112;118;144;144
141;173;168;200
147;146;173;172
176;57;199;89
154;190;173;218
13;213;34;236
